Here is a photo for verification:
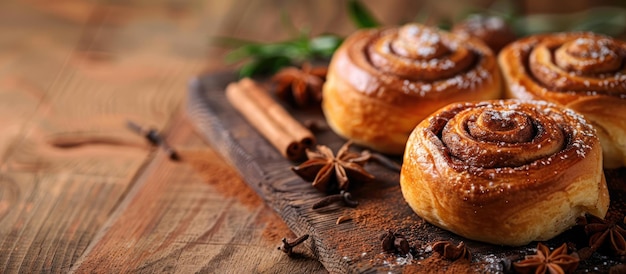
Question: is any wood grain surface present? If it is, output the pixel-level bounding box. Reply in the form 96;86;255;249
1;0;624;273
71;116;325;273
0;0;326;273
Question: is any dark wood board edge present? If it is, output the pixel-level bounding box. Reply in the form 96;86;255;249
185;73;353;273
185;72;626;274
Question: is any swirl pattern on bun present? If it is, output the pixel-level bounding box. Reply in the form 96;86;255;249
322;23;501;154
499;32;626;168
400;100;609;246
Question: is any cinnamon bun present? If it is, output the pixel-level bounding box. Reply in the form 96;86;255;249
400;100;609;246
322;23;501;154
499;32;626;168
452;14;516;53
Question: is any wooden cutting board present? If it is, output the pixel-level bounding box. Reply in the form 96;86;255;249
186;72;626;273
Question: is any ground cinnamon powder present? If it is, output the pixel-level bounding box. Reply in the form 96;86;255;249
258;209;296;242
178;148;294;242
178;146;626;272
402;254;475;274
339;178;476;273
175;135;469;272
178;148;262;208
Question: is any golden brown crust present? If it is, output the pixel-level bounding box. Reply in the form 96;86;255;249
322;24;501;154
499;32;626;168
400;100;609;246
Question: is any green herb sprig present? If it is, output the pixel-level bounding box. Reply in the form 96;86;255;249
347;0;380;29
217;0;626;78
215;0;377;78
219;33;342;78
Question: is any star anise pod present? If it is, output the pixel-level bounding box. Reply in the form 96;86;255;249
579;214;626;256
272;63;327;107
432;241;472;261
291;141;374;193
514;243;579;274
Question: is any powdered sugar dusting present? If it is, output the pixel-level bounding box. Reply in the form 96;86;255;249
573;38;616;60
432;67;492;92
417;46;436;57
489;109;516;120
370;23;496;97
443;100;599;199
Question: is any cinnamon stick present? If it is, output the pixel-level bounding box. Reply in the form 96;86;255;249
225;78;315;161
239;78;315;147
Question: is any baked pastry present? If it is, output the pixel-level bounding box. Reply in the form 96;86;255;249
322;23;501;154
452;14;516;53
499;32;626;168
400;100;609;246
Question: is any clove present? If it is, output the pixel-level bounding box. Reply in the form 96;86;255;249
379;230;410;255
126;120;179;160
312;190;358;209
278;234;310;256
394;237;410;255
432;241;472;261
380;230;396;253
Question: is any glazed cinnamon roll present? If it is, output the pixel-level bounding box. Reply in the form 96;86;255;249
452;14;516;53
400;100;609;246
499;32;626;168
322;23;501;154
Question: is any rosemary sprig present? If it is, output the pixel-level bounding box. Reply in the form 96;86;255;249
218;33;342;78
215;0;375;78
348;0;380;28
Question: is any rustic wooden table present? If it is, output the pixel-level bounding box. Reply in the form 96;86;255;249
0;1;617;273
